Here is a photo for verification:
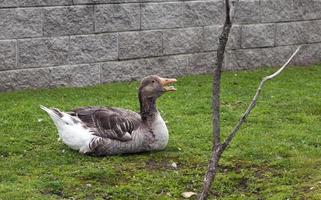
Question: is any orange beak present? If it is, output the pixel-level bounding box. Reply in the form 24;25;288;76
159;77;177;92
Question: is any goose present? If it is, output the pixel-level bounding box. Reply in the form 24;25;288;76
40;75;177;156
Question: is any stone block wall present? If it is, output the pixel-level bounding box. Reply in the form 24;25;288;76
0;0;320;91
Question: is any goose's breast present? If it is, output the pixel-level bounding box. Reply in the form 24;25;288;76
149;113;169;150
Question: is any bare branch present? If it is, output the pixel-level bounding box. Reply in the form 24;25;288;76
213;0;232;149
198;0;232;199
221;45;302;151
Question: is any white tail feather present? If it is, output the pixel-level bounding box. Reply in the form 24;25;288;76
40;105;94;153
40;105;66;127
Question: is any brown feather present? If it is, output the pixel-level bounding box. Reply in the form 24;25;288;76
70;106;141;142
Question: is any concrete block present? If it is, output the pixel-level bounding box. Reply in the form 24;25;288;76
0;68;50;92
163;27;203;55
118;31;162;60
233;0;261;24
241;24;275;48
50;64;100;87
184;0;224;26
0;9;16;39
142;0;224;29
276;21;309;45
224;48;270;70
306;20;321;43
0;8;42;39
224;45;298;70
73;0;139;4
19;0;72;7
0;40;16;71
261;0;302;23
268;45;298;66
294;0;321;20
95;4;140;32
69;33;118;64
226;44;321;68
141;2;185;29
293;43;321;66
44;5;94;36
204;25;240;51
18;37;69;68
187;52;216;74
0;0;18;8
101;55;188;83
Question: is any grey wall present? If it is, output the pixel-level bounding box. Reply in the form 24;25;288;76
0;0;320;91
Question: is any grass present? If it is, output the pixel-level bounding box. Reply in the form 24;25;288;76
0;65;321;200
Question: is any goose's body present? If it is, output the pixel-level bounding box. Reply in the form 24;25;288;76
41;75;176;156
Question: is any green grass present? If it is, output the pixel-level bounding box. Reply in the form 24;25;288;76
1;65;321;199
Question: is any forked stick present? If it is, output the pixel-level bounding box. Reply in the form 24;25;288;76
221;45;302;151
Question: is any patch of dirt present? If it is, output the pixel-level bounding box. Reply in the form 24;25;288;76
145;159;178;170
238;177;248;191
41;188;64;197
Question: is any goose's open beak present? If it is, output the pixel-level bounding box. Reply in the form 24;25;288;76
160;77;177;92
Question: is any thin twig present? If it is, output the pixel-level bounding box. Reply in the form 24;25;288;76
221;45;302;151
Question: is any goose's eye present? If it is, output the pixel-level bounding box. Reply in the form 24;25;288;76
152;80;155;83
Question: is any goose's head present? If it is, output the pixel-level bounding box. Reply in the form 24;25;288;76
139;75;177;99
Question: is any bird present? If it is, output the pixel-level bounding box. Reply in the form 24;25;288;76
40;75;177;156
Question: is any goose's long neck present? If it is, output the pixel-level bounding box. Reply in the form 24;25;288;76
139;92;158;123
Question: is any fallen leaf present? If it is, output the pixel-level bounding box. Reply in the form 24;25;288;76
181;191;197;198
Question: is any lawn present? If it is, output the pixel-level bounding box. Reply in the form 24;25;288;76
0;65;321;200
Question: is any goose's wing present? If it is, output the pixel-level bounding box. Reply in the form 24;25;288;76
71;107;141;142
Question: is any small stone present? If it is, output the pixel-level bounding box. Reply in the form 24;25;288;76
171;162;177;169
86;183;92;188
